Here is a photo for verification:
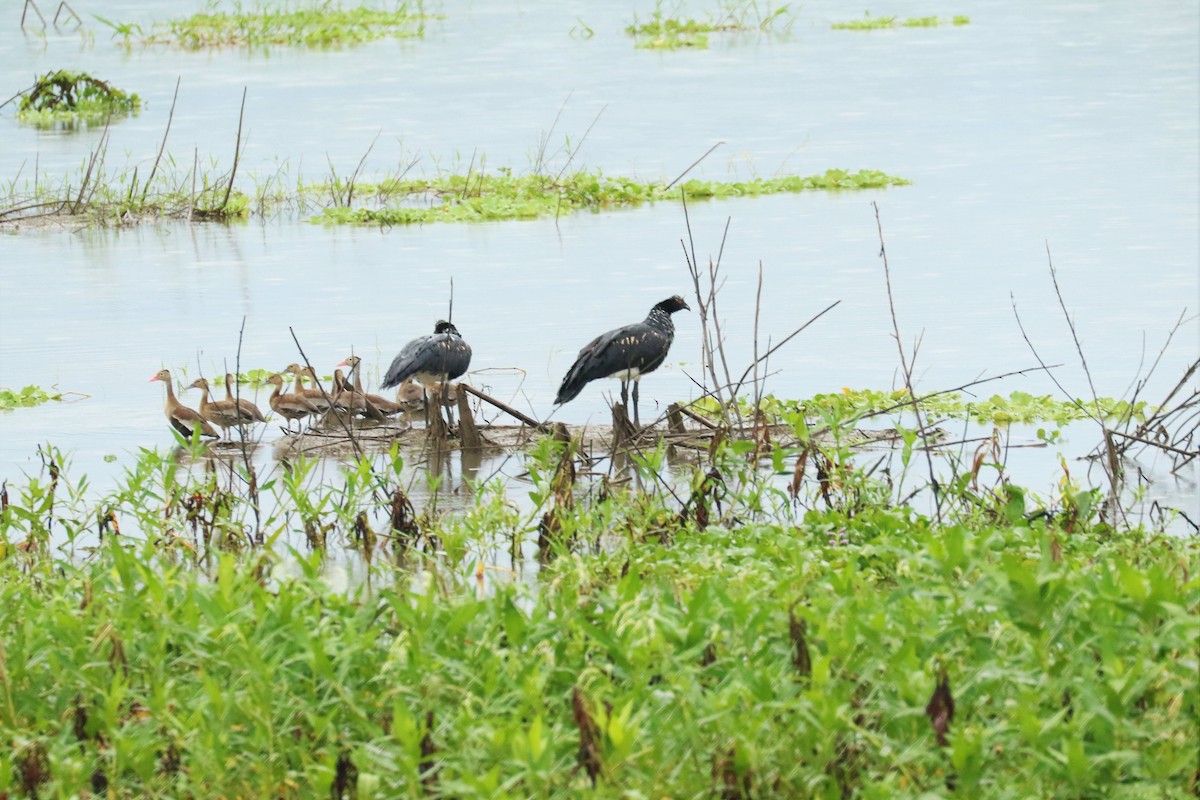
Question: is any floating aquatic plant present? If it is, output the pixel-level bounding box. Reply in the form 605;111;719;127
15;70;140;129
315;168;910;226
0;385;62;411
833;13;971;30
694;388;1150;427
98;1;433;49
626;0;793;49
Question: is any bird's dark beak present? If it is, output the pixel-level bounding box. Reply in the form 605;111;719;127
682;300;692;311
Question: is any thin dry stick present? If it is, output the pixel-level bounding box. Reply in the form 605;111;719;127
461;384;553;432
730;300;841;400
1042;244;1126;513
0;82;37;112
21;0;46;29
288;328;370;467
346;130;380;207
1045;244;1104;418
664;141;726;191
71;125;110;213
873;201;942;523
231;315;261;546
553;103;607;184
534;92;573;176
141;77;180;205
53;1;81;27
219;87;248;212
680;197;738;427
1115;309;1194;457
189;146;199;219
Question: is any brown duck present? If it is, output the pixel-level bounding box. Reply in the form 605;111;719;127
223;373;267;425
265;373;319;431
330;369;386;421
337;355;404;416
150;369;218;439
187;377;266;436
284;363;335;414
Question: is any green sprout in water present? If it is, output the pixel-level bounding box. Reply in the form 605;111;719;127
16;70;141;129
832;13;970;30
99;1;433;49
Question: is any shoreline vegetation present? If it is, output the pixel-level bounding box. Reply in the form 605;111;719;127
2;211;1196;794
1;379;1195;795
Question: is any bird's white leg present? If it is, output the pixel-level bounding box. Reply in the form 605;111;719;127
632;380;640;428
441;376;455;430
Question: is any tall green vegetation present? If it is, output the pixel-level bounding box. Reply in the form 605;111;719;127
0;384;1195;797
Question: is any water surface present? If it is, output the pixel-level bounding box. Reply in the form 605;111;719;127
1;0;1196;514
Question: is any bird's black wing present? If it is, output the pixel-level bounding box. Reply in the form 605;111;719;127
382;334;472;388
555;322;671;405
382;335;431;388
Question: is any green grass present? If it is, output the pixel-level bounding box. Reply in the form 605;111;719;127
0;386;62;411
15;70;140;129
315;168;911;226
626;1;793;49
0;435;1195;796
98;1;432;49
833;13;971;31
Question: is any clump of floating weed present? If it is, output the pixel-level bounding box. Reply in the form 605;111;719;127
694;388;1149;428
103;1;433;49
833;12;970;30
16;70;140;129
626;12;716;49
0;385;63;411
627;0;793;49
316;167;909;226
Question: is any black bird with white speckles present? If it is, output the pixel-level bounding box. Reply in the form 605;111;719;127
554;295;690;426
381;320;472;393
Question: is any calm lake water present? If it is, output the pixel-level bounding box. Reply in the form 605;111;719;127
1;0;1196;519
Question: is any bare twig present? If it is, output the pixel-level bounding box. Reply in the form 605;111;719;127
664;141;726;191
534;93;572;176
461;384;552;432
553;103;606;184
21;0;47;30
232;316;261;546
219;87;247;212
347;131;379;208
0;82;37;112
730;300;841;401
873;201;942;522
141;77;180;205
